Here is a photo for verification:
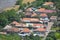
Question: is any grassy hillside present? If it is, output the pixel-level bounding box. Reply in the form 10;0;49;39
22;0;35;4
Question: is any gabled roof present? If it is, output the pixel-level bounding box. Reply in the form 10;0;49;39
11;21;20;25
26;8;33;11
25;12;32;16
31;12;37;17
22;28;30;32
35;28;46;32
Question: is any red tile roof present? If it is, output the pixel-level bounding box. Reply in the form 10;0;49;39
40;13;47;17
31;13;37;17
22;18;40;22
43;2;54;5
22;28;30;32
7;27;20;32
26;8;33;11
11;21;20;25
35;28;46;31
38;8;45;12
33;24;44;27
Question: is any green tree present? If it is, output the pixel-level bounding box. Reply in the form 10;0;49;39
46;37;54;40
0;13;8;28
15;0;23;5
0;9;20;29
5;9;20;22
55;32;60;39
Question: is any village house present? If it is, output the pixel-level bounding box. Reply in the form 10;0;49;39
25;12;37;17
33;28;46;36
11;21;26;28
26;7;37;12
40;13;47;18
37;8;56;13
4;25;12;29
25;12;32;17
10;21;30;31
25;23;45;29
21;18;40;22
43;10;56;13
5;27;20;33
31;12;38;17
40;13;49;22
26;8;33;12
32;24;44;28
43;2;54;7
0;32;7;35
18;28;31;36
50;16;57;22
37;8;46;12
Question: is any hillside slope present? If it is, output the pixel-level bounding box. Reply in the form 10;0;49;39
22;0;35;4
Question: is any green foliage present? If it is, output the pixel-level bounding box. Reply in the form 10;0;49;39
15;0;23;5
46;32;60;40
19;12;25;18
0;34;22;40
55;32;60;39
31;0;44;8
46;37;54;40
0;9;20;28
5;9;20;22
24;35;41;40
47;13;57;18
0;12;8;27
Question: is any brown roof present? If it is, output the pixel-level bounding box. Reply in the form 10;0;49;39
7;27;20;32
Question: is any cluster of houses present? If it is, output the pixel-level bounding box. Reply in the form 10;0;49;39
0;2;57;37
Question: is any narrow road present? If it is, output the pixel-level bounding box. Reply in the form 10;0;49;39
42;22;54;40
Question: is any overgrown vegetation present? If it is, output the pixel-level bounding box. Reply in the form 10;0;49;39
46;32;60;40
0;9;25;29
0;34;22;40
